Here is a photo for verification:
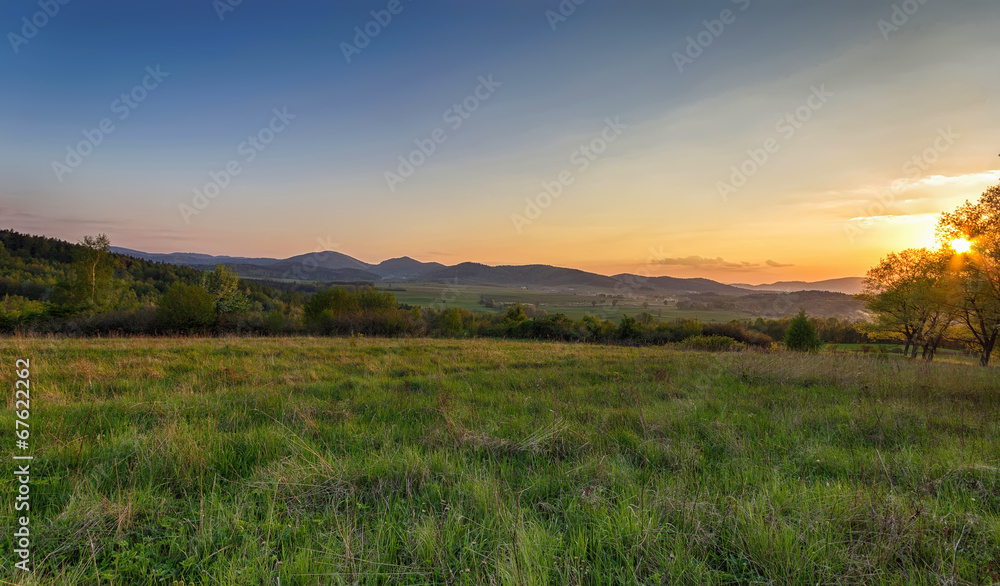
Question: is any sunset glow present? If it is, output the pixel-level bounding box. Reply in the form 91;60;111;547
1;2;998;283
951;238;973;254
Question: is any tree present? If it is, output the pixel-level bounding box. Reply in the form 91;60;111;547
436;308;464;337
856;248;954;360
502;304;527;326
785;310;821;352
937;182;1000;365
156;283;215;332
946;258;1000;366
72;234;115;309
202;265;250;315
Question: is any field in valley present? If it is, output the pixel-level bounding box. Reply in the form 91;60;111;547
383;284;751;322
1;337;998;585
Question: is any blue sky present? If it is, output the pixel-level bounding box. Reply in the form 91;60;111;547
2;0;998;281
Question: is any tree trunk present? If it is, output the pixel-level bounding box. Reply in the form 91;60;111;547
980;332;998;367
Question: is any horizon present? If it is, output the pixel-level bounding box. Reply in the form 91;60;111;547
103;240;865;286
4;0;999;283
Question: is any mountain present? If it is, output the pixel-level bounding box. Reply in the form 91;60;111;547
420;263;621;289
371;257;445;280
113;247;379;283
110;247;282;267
730;277;865;295
188;263;381;283
282;250;371;271
614;274;748;295
109;245;861;294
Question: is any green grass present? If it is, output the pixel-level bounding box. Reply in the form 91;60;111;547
1;337;998;584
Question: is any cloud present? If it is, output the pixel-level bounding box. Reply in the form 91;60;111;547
654;255;793;271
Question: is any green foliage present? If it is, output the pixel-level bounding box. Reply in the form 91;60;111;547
785;309;822;352
0;295;48;331
502;303;528;326
70;234;116;310
302;286;411;336
156;283;215;332
680;334;745;352
435;307;465;337
202;265;250;314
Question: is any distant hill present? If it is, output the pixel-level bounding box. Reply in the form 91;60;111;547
421;263;622;289
282;250;371;272
614;274;748;295
111;247;282;267
730;277;865;295
372;257;446;280
109;245;862;295
187;263;380;284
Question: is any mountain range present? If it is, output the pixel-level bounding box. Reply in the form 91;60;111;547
110;247;863;295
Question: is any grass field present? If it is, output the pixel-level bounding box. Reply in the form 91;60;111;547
1;337;998;584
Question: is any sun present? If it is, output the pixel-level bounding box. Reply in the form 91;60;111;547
951;238;972;254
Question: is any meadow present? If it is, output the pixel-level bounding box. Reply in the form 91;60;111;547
1;337;998;585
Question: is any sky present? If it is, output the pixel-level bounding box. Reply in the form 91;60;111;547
2;0;998;283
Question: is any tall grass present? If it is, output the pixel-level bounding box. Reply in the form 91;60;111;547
1;337;997;584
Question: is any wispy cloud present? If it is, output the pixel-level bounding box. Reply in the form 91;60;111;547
654;255;793;271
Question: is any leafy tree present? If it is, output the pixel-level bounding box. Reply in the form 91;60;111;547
72;234;115;309
202;265;250;314
580;314;616;341
436;308;464;337
943;256;1000;366
857;248;953;359
618;315;639;339
156;282;215;332
785;310;821;352
502;304;528;326
937;182;1000;365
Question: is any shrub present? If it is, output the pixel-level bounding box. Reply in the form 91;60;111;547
702;322;774;349
679;335;745;352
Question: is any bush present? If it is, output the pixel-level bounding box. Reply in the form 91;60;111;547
702;322;774;349
156;283;215;333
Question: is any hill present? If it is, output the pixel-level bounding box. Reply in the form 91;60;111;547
730;277;866;295
110;245;776;294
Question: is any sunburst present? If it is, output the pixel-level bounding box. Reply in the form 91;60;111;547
951;238;972;254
